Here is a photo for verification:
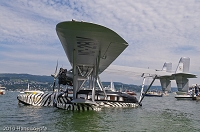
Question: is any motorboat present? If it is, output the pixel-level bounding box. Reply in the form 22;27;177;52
22;90;44;95
126;91;137;96
19;83;44;95
174;84;200;100
0;86;6;95
142;91;163;97
175;91;196;100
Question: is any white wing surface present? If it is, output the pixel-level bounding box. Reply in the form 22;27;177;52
56;21;128;74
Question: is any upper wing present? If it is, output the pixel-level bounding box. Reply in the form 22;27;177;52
56;21;128;74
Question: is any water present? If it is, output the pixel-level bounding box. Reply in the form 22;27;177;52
1;92;200;132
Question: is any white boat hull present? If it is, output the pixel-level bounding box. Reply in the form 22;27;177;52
175;94;195;100
175;91;196;100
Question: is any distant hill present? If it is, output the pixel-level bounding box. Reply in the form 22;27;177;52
0;73;52;83
0;73;177;92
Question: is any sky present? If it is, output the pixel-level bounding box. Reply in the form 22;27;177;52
1;0;200;86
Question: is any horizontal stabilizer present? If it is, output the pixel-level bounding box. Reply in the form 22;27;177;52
173;73;197;78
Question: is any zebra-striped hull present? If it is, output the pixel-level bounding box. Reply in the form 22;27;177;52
17;93;139;111
18;93;60;106
17;93;99;110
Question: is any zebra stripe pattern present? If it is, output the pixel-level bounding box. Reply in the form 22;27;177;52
17;93;138;111
17;93;97;110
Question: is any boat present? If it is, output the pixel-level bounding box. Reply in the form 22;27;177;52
175;85;200;100
126;91;137;96
175;91;195;100
18;87;139;109
120;84;137;96
0;86;6;95
142;90;163;97
18;80;139;109
175;89;196;100
20;83;44;95
175;92;194;100
104;80;116;92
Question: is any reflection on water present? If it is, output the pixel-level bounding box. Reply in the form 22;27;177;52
1;92;200;132
55;110;101;132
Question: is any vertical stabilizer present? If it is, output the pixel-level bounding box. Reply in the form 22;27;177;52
162;62;172;72
175;57;190;73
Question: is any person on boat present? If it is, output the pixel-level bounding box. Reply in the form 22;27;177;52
195;84;199;96
199;86;200;94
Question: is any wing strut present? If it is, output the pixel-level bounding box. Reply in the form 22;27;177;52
91;50;101;102
97;76;107;99
139;77;146;102
139;75;157;105
73;49;77;100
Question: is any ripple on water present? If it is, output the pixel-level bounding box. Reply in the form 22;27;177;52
1;92;200;132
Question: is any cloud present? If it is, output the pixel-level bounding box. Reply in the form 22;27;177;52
0;0;200;85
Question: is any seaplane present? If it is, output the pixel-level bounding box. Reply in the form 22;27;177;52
17;20;140;110
106;57;197;100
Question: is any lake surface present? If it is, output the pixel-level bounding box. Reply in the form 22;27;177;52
0;91;200;132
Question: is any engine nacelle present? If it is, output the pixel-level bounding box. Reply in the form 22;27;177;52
58;68;73;86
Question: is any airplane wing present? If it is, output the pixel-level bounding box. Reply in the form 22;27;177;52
105;64;172;77
105;57;197;92
56;21;128;74
105;61;197;79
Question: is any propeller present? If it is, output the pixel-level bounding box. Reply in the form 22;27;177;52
51;60;58;92
51;60;58;78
